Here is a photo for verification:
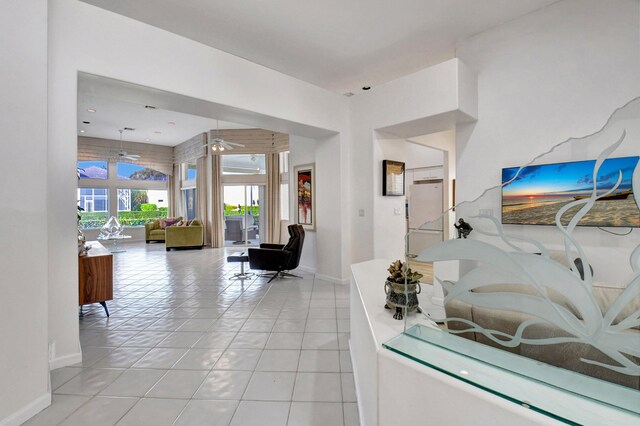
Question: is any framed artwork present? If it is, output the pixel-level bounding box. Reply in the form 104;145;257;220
382;160;405;196
294;163;315;231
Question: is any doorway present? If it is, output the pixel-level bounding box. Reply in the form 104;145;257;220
223;185;265;246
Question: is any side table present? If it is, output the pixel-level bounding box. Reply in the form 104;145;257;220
97;234;132;253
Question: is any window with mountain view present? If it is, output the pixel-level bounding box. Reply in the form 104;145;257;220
117;162;168;181
77;160;108;179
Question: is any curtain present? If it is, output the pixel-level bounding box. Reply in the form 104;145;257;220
168;163;181;218
265;152;281;243
196;156;210;246
210;154;225;248
78;136;174;175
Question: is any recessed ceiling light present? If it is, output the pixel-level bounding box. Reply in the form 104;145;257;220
459;370;469;375
87;108;96;113
145;138;150;142
343;92;355;97
82;121;91;124
362;86;371;91
79;129;85;133
168;121;176;126
154;131;162;134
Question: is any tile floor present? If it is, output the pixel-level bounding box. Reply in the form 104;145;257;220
26;242;359;426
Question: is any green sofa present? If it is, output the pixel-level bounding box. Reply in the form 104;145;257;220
145;217;182;243
145;218;204;251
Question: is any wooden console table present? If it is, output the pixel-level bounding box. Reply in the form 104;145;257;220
78;241;113;317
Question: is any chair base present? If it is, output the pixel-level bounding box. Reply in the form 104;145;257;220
261;271;303;283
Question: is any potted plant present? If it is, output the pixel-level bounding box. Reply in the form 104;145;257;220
384;260;423;320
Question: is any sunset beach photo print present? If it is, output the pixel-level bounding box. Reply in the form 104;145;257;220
501;156;640;227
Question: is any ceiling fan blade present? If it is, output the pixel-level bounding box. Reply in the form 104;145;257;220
221;142;236;150
224;141;245;147
124;155;139;161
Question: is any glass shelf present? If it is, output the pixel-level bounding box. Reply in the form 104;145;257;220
384;324;639;425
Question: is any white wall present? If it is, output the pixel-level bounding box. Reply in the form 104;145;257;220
48;0;350;367
405;142;443;170
350;59;477;264
289;135;317;272
455;0;640;285
0;1;51;424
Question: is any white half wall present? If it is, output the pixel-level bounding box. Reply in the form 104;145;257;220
0;0;51;424
455;0;640;285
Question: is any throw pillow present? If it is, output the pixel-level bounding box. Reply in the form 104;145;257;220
175;220;184;227
161;218;180;228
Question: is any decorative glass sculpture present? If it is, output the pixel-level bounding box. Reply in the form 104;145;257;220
100;216;123;238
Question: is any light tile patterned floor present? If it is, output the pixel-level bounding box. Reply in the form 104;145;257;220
26;243;359;426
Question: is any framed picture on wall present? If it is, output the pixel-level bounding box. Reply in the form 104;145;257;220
294;163;315;231
382;160;405;196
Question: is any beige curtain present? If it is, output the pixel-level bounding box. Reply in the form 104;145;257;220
168;163;181;218
210;154;225;247
196;156;210;246
265;152;281;243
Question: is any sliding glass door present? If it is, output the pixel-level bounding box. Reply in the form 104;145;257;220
223;185;264;247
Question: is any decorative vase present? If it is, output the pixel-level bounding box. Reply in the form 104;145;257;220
100;216;123;238
384;279;422;320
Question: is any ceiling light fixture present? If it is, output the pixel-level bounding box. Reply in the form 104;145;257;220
154;131;162;134
204;120;245;153
79;129;85;133
168;121;175;126
87;108;96;113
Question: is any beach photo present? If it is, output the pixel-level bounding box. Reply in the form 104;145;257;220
502;156;640;227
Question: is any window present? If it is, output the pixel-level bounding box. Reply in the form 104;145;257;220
182;188;197;220
183;162;197;181
77;188;108;229
222;154;266;175
77;160;107;179
117;162;167;181
116;188;168;226
280;183;289;220
180;162;197;220
279;151;289;174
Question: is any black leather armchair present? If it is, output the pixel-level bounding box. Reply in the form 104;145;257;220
248;224;305;283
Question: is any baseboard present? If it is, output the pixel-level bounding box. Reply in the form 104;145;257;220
314;273;349;285
49;352;82;371
0;392;50;426
297;265;317;274
349;340;368;426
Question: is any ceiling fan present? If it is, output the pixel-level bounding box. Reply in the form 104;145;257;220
204;120;245;152
111;128;140;161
